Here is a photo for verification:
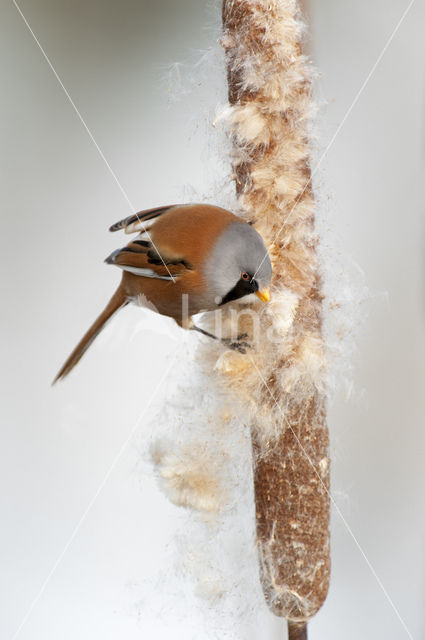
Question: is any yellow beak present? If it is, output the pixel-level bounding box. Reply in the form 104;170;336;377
256;288;271;303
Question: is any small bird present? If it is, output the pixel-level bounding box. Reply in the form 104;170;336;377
53;203;272;383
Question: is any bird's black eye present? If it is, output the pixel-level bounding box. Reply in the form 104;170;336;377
241;271;250;281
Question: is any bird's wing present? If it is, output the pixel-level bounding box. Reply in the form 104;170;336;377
109;205;178;234
105;236;191;281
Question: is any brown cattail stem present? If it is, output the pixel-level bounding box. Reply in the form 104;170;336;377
221;0;330;630
288;621;308;640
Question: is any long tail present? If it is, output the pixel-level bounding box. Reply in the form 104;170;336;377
53;285;128;384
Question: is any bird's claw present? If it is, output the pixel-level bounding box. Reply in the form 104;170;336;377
222;337;251;354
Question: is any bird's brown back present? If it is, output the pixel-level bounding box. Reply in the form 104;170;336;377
121;204;239;320
149;204;238;269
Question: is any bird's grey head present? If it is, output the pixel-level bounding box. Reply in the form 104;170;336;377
203;221;272;306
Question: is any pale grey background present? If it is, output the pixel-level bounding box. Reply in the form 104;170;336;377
1;0;424;638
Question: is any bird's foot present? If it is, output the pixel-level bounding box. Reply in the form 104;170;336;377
191;325;251;352
221;334;251;354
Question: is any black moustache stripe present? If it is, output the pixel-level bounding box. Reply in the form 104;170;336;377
220;277;258;305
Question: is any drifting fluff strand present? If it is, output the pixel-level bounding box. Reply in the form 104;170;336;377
220;0;330;626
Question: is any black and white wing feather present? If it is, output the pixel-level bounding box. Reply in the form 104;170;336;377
109;205;177;234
